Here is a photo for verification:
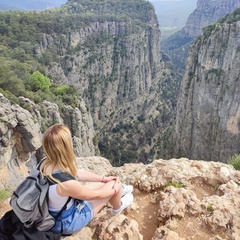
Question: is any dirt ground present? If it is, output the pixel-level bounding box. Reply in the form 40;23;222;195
127;191;159;239
126;183;230;240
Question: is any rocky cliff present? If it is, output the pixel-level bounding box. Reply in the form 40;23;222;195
0;94;97;189
162;0;240;71
183;0;240;38
172;15;240;162
1;157;239;240
37;8;161;123
34;1;177;165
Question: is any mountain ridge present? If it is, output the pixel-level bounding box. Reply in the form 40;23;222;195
162;0;240;71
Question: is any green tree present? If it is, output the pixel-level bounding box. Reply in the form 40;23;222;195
29;71;50;92
0;59;26;97
54;85;69;96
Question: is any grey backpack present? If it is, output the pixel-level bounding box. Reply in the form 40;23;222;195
10;162;75;231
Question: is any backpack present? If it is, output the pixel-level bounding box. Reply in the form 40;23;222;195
10;160;75;232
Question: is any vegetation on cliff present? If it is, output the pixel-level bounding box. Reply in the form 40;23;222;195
228;154;240;170
0;9;82;107
203;8;240;38
63;0;153;23
0;0;153;107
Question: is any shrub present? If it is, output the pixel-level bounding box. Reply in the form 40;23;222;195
164;181;186;189
55;85;69;96
228;154;240;170
0;189;10;202
0;89;19;104
207;204;214;213
28;71;51;92
93;135;98;146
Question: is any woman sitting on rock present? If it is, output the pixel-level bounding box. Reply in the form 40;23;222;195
40;124;133;236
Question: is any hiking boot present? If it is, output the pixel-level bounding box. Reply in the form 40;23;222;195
111;193;134;216
122;184;133;196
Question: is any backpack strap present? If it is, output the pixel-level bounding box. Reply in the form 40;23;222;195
53;196;72;221
37;157;76;184
36;157;46;170
37;159;83;221
49;172;75;185
47;171;77;221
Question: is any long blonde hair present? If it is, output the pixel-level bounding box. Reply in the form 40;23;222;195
40;124;77;181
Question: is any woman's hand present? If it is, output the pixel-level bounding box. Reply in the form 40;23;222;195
111;177;122;193
102;176;118;183
102;176;122;195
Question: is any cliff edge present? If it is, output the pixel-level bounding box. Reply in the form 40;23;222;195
1;157;239;240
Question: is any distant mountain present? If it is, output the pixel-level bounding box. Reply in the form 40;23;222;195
162;0;240;72
151;0;198;38
0;0;66;11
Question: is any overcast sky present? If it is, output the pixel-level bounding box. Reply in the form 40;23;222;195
150;0;195;2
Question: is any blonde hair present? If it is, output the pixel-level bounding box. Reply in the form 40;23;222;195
40;124;77;182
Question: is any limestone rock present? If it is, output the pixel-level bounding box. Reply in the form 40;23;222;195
162;0;240;71
183;0;240;38
0;94;97;189
152;226;185;240
173;19;240;162
0;94;42;189
56;157;240;240
33;12;171;166
1;156;240;239
158;186;202;221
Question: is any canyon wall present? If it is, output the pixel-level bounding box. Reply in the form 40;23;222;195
173;19;240;162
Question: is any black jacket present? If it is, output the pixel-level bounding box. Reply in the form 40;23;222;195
0;210;61;240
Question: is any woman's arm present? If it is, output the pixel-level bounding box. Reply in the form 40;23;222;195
57;179;121;200
77;169;117;183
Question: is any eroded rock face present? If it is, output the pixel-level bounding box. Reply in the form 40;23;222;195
37;17;162;125
62;157;240;240
0;94;42;189
173;20;240;162
162;0;240;72
33;13;168;165
0;94;97;189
